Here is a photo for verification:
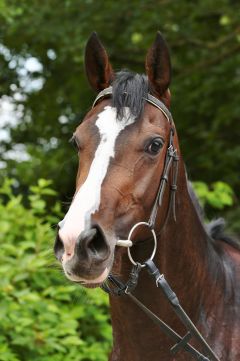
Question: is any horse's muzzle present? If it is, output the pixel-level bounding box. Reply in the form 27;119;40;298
54;225;111;283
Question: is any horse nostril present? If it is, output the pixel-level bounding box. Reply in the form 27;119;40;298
77;226;110;261
54;230;64;261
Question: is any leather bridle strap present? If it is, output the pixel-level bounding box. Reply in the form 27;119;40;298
148;128;179;228
127;293;208;360
145;93;173;123
102;261;219;361
92;86;173;124
103;275;212;360
92;86;114;108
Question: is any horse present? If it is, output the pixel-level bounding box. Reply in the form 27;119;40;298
54;32;240;360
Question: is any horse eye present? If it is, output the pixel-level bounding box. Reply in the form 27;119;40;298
146;138;163;155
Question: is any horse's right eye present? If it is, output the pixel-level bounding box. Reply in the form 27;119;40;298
145;137;164;156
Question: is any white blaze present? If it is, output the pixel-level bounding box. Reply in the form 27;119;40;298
59;106;135;249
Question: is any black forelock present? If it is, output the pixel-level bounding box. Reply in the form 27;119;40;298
111;71;149;120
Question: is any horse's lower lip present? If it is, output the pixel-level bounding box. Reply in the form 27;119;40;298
75;282;103;289
65;267;109;285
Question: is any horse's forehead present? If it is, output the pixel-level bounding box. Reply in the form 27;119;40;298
78;102;169;145
79;105;136;141
95;106;135;134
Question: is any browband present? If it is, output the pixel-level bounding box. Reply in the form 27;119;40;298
92;86;173;124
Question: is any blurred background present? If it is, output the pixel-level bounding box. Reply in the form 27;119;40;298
0;1;239;360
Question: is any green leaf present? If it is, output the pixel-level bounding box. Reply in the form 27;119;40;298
131;32;143;44
219;15;231;26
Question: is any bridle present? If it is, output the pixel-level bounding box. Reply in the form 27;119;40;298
91;87;220;361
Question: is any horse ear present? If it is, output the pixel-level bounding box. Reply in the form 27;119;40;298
85;32;114;92
145;32;171;98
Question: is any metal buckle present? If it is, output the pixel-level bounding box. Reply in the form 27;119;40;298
155;274;164;287
167;144;174;157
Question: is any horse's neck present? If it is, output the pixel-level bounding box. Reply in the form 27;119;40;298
110;165;222;346
109;165;240;361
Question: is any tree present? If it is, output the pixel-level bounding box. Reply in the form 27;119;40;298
0;0;239;208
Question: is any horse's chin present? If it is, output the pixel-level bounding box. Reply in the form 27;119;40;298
64;267;109;288
79;282;103;289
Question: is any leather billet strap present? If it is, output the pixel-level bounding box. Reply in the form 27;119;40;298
92;86;173;124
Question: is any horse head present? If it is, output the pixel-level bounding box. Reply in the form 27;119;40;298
54;32;179;287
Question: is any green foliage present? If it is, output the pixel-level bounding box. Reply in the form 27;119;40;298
0;179;112;361
0;0;240;204
225;206;240;235
192;181;234;210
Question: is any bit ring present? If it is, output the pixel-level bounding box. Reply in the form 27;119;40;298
127;222;157;268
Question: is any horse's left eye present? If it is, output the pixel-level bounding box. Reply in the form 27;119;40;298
146;138;164;155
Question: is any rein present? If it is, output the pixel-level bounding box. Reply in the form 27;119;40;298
92;88;220;361
103;261;219;361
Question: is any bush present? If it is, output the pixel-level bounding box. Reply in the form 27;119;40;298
0;179;112;361
192;181;234;210
0;177;236;361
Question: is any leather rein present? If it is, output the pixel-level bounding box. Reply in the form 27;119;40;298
92;87;220;361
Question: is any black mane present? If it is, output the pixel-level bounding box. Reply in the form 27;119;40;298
188;181;240;251
112;71;149;119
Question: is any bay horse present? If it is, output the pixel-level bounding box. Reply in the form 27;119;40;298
54;32;240;360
